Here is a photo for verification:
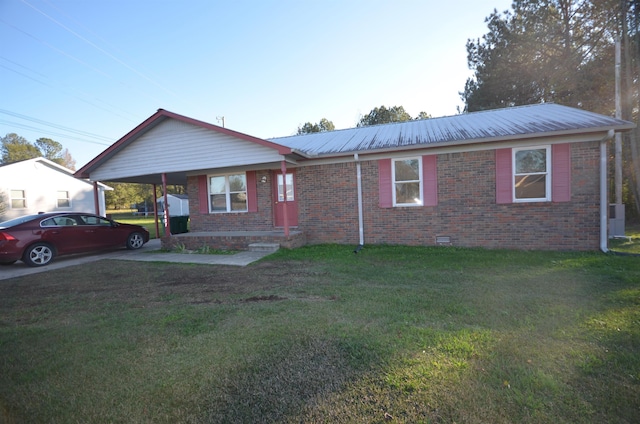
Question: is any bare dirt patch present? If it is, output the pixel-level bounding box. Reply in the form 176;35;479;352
0;259;327;310
242;294;287;302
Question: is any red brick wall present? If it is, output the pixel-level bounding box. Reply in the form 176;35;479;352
296;162;360;244
188;142;602;251
295;142;601;251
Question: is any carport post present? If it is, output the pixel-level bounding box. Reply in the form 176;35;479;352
162;173;171;236
152;184;160;239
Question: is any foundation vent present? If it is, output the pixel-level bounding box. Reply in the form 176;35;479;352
435;236;452;245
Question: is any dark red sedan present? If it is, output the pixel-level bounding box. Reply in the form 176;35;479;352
0;212;150;267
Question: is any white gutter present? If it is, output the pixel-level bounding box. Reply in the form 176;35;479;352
354;153;365;251
600;129;615;253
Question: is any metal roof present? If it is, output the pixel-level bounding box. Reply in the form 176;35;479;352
270;104;634;156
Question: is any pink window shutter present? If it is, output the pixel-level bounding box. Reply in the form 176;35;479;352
198;175;209;214
552;144;571;202
378;159;393;208
422;155;438;206
246;171;258;212
495;149;513;204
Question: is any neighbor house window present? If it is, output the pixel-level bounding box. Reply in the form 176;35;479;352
513;146;551;202
56;191;70;208
209;174;248;212
10;190;26;208
393;157;423;206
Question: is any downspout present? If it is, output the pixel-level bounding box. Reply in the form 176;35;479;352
280;161;289;237
354;153;365;253
600;130;615;253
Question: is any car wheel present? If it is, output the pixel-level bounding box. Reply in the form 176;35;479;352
23;243;55;267
126;232;145;250
0;260;17;266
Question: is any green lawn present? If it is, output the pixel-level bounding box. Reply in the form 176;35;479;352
1;245;639;423
108;211;171;238
609;224;640;254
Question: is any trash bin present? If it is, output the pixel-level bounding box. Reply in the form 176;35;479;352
169;216;189;234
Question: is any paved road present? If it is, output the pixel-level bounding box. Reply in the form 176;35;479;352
0;239;276;281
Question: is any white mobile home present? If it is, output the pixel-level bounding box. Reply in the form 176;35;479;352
0;157;111;220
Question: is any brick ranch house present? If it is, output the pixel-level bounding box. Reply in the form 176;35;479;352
75;103;634;252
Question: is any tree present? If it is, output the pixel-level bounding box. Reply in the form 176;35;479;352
461;0;618;114
622;0;640;220
105;183;149;210
104;182;186;210
415;111;432;120
357;105;413;127
35;138;76;169
1;133;41;164
1;133;77;169
297;118;335;134
59;148;77;171
36;138;63;161
0;191;7;220
461;0;640;222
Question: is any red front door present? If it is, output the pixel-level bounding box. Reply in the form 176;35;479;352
273;171;298;227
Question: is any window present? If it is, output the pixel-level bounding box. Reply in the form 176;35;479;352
81;215;111;226
41;216;78;227
10;190;26;209
57;191;70;208
513;146;551;202
41;218;57;227
277;173;294;201
393;158;422;206
378;156;437;208
209;174;248;212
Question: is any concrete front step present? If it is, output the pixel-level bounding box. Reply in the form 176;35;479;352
248;242;280;252
163;231;305;251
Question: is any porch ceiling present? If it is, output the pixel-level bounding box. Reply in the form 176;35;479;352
103;171;189;185
92;159;300;185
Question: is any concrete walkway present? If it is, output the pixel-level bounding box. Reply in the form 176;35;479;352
0;239;276;281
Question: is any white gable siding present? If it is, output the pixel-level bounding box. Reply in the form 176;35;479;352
91;120;284;181
0;159;107;220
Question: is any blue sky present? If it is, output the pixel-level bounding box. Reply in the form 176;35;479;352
1;0;513;167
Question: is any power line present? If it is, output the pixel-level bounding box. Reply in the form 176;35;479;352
0;18;119;81
0;109;113;143
0;2;186;151
0;19;168;106
0;62;53;88
0;119;111;146
42;0;126;55
20;0;179;98
0;56;141;123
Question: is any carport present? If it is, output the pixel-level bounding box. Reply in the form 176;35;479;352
74;109;300;243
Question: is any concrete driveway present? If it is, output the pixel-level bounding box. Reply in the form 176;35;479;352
0;239;275;281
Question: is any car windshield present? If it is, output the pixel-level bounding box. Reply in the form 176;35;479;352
0;214;42;229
